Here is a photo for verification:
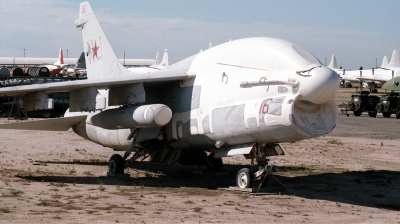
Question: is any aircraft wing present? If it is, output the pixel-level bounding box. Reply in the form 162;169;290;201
0;69;190;97
0;115;86;131
356;77;386;82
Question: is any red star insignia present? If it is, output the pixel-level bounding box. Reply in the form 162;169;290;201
92;41;100;59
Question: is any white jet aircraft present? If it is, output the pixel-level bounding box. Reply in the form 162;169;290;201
44;48;68;75
340;50;400;91
128;49;169;74
0;1;339;188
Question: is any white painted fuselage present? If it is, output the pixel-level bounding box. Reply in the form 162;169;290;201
67;37;339;152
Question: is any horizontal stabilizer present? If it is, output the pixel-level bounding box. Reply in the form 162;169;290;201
0;115;86;131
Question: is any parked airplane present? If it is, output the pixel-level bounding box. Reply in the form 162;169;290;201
43;48;68;75
339;50;400;91
0;1;339;188
0;53;156;67
128;49;169;74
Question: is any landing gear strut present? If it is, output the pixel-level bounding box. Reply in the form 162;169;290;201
107;127;166;177
207;153;223;172
236;143;284;189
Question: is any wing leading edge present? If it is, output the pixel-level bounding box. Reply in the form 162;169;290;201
0;69;190;97
0;115;87;131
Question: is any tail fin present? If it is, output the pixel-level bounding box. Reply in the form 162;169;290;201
54;48;64;65
155;52;159;65
159;49;169;67
327;55;338;69
75;1;133;79
150;49;169;69
76;52;86;69
387;49;400;68
381;56;388;68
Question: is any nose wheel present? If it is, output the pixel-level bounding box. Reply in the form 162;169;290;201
236;168;252;188
236;143;284;189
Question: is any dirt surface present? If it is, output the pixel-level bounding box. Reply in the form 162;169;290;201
1;88;400;223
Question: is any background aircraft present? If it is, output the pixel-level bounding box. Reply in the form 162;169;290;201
0;52;156;68
44;48;68;75
0;1;339;188
128;49;169;74
338;49;400;91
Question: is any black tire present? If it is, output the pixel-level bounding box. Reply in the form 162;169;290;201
374;105;380;118
236;168;253;188
382;112;392;118
206;153;223;172
368;111;375;117
109;154;124;175
353;110;362;116
396;110;400;119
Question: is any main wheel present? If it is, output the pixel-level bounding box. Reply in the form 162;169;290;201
109;154;125;175
353;110;362;116
236;168;253;189
382;112;392;118
368;111;376;117
396;110;400;119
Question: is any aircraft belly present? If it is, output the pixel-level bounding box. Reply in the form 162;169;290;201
73;119;131;150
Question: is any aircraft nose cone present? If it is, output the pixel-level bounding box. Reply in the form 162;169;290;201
298;66;339;104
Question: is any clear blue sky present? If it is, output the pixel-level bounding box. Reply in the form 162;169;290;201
1;0;399;69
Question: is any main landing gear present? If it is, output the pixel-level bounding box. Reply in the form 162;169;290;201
236;143;284;189
107;146;155;177
109;154;124;175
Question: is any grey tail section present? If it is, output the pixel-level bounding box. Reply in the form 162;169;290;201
76;52;86;69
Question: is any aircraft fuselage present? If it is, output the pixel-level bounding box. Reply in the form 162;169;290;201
67;38;339;153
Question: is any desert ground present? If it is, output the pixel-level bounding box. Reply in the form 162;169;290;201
1;87;400;223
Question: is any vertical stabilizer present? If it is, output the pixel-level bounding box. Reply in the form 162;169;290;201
75;1;134;79
387;49;400;68
150;49;169;69
328;55;338;69
155;52;159;65
76;52;86;69
54;48;64;65
159;49;169;67
381;56;388;68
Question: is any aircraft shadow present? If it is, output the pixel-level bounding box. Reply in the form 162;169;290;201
17;163;400;211
265;168;400;211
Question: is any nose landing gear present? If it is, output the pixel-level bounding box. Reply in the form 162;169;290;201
235;143;284;189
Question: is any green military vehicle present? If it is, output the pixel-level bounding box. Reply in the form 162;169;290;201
374;92;400;118
346;91;380;117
